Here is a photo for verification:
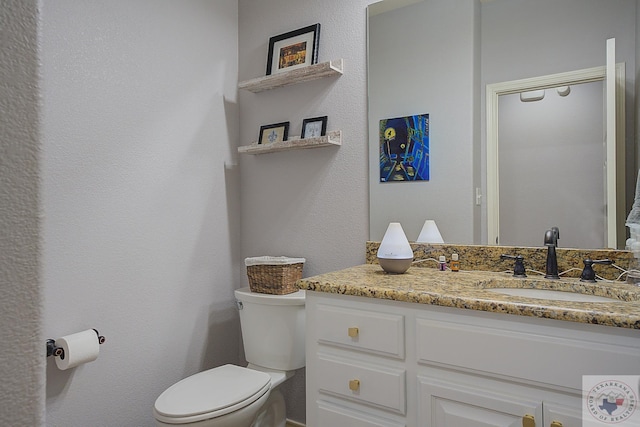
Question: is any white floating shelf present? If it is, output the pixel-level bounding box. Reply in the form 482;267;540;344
238;130;342;155
238;59;344;93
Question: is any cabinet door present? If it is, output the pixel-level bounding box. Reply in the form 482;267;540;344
317;402;406;427
543;401;582;427
418;377;541;427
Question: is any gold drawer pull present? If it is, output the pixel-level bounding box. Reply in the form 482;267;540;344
349;379;360;391
522;414;535;427
348;327;359;338
550;422;562;427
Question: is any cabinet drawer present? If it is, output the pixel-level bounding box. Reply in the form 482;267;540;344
416;317;640;390
316;303;405;358
318;401;406;427
317;354;406;414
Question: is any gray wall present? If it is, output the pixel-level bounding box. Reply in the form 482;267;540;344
368;0;479;243
369;0;637;245
40;1;240;425
238;0;374;421
2;0;373;425
0;1;44;425
3;1;640;426
481;0;637;244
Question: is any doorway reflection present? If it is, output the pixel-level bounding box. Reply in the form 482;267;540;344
498;81;605;248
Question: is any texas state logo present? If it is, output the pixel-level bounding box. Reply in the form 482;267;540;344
584;376;639;426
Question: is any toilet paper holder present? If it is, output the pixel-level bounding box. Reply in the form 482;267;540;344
46;329;105;359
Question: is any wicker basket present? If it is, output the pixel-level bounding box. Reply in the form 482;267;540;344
245;256;305;294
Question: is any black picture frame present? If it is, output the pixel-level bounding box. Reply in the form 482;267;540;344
301;116;328;139
266;23;321;76
258;122;290;145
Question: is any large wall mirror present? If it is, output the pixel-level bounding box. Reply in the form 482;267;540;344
368;0;637;249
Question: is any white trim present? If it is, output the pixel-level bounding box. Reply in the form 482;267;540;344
286;420;306;427
606;38;621;249
368;0;423;17
616;62;627;248
486;64;625;247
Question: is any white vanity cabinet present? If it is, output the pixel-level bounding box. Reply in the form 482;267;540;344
305;291;640;427
417;373;582;427
307;299;408;426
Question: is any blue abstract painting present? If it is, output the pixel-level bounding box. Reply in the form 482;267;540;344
379;114;429;182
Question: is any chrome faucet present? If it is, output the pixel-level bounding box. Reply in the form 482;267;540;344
544;227;560;279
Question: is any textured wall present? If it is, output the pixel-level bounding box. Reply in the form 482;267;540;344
40;1;239;425
238;0;375;422
0;1;44;425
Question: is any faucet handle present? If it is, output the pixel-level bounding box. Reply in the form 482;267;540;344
544;227;560;247
500;254;527;278
580;258;613;282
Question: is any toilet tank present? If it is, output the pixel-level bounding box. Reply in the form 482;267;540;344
234;287;305;371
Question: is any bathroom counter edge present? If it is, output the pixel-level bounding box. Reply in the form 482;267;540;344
297;264;640;329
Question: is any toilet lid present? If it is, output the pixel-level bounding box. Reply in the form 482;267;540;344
154;364;271;424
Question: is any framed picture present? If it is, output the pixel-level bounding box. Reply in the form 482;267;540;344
301;116;328;138
266;23;321;75
379;114;430;182
258;122;289;145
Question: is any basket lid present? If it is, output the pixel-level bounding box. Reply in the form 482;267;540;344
245;256;305;266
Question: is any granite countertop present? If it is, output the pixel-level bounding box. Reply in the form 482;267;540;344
297;264;640;329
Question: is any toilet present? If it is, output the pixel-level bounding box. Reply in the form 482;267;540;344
153;287;305;427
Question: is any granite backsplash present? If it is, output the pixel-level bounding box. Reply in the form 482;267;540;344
366;241;634;281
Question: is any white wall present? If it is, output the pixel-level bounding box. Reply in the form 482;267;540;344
368;0;479;243
0;1;45;425
3;1;373;425
238;0;374;422
40;1;239;425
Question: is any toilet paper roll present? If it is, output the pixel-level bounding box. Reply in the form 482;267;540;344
54;329;100;370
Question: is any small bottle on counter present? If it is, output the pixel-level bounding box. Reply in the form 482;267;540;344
450;253;460;272
438;255;447;271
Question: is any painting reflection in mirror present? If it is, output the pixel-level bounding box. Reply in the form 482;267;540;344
368;0;637;248
380;114;429;182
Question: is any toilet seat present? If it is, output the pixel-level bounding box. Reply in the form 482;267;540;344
153;364;271;425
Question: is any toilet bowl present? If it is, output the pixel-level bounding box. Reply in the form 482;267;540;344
153;288;305;427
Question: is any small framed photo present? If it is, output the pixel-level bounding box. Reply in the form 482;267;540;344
301;116;328;139
266;23;321;76
258;122;289;145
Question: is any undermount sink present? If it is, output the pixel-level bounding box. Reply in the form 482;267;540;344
486;287;618;302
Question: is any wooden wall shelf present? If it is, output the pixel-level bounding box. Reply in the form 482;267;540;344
238;130;342;155
238;59;344;93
